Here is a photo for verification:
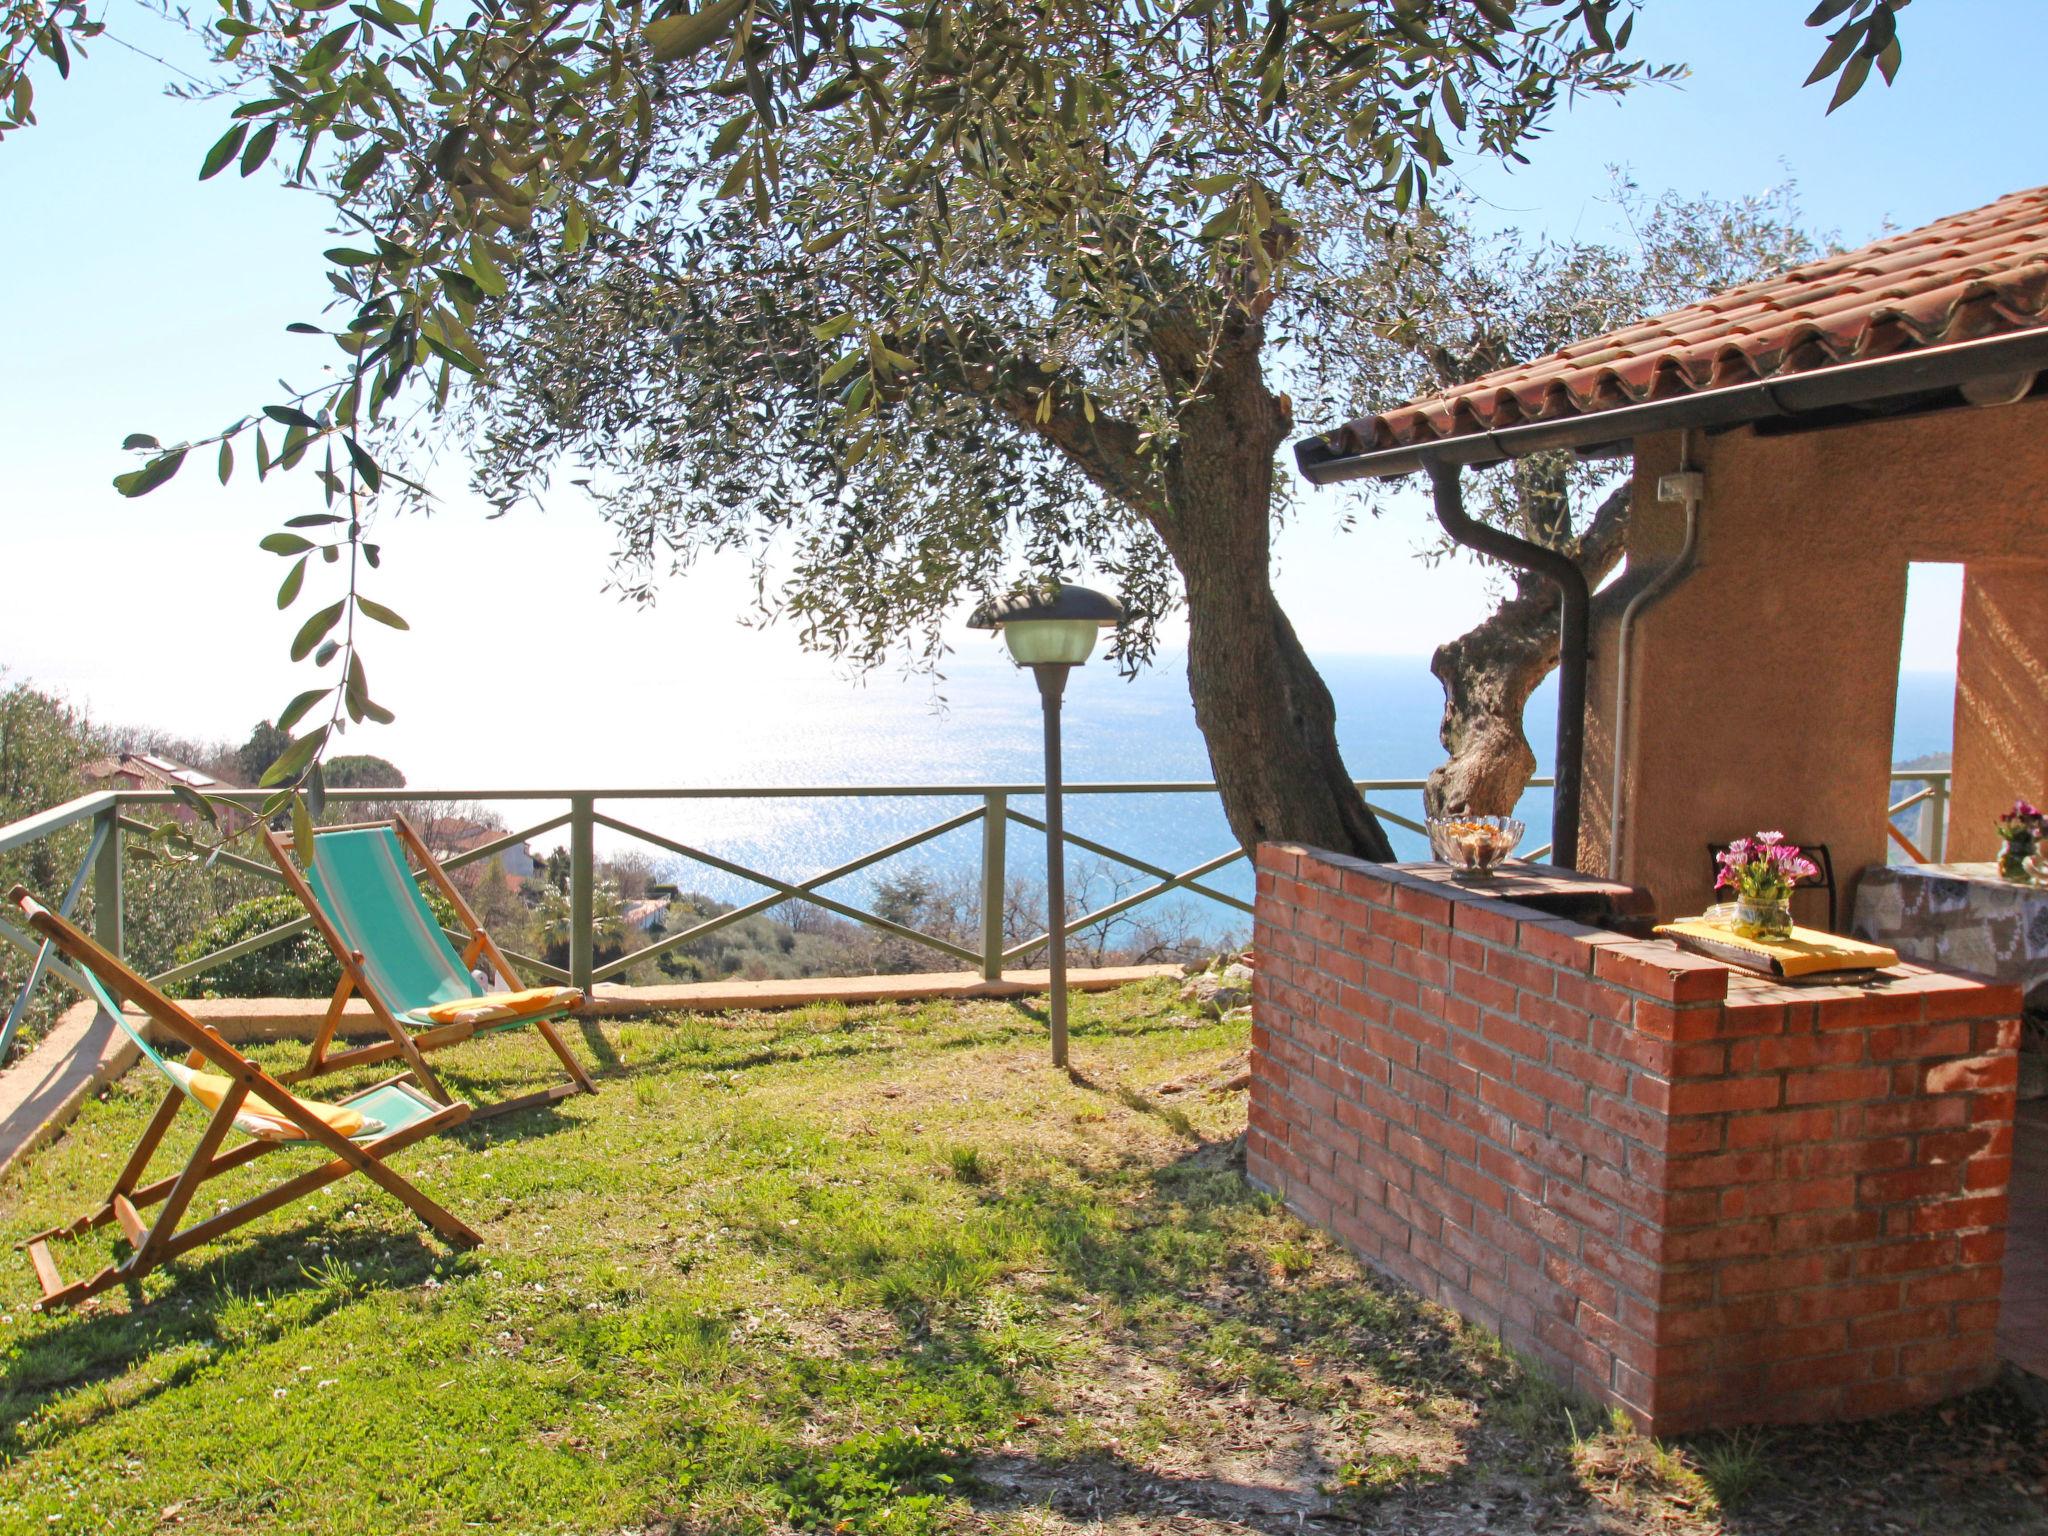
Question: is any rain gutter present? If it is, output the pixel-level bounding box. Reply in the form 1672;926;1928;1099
1297;329;2048;485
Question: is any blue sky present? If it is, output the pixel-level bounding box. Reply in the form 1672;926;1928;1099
0;1;2033;781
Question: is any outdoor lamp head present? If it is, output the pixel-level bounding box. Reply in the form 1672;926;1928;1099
967;583;1127;669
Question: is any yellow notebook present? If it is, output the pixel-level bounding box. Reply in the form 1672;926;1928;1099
1653;920;1899;979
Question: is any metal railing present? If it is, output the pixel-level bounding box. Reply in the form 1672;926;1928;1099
3;765;1958;1059
1886;768;1951;865
0;776;1548;1060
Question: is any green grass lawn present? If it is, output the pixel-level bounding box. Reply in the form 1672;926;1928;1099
0;983;2041;1535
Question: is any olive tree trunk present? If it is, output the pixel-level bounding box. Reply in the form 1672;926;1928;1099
1423;481;1633;820
1149;334;1396;863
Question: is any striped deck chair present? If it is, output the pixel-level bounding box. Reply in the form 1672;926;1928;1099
261;815;595;1119
9;888;479;1311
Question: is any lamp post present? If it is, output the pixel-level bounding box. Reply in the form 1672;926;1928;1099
968;582;1126;1068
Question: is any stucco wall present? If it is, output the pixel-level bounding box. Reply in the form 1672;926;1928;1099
1952;564;2048;861
1583;397;2048;918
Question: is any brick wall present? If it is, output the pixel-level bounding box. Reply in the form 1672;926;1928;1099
1247;842;2019;1436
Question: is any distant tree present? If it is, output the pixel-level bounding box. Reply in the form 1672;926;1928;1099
323;754;406;790
542;848;572;894
468;857;532;955
602;850;666;902
0;679;102;901
235;720;290;788
536;880;626;968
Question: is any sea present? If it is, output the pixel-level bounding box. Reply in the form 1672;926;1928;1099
581;652;1961;939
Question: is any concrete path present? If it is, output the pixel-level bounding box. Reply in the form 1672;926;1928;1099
0;964;1180;1180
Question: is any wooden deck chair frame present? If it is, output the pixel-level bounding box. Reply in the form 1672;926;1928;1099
8;887;480;1312
260;814;595;1120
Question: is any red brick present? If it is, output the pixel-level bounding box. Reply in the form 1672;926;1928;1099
1773;1281;1902;1326
1478;1072;1549;1128
1547;1037;1630;1098
1960;1229;2008;1265
1924;1054;2018;1094
1976;1017;2022;1051
1717;1252;1837;1298
1855;1096;1970;1136
1783;1065;1891;1106
1859;1166;1963;1204
1444;1157;1509;1214
1727;1106;1838;1148
1910;1194;2007;1234
1590;1091;1671;1149
1671;1146;1785;1196
1632;999;1733;1042
1519;989;1598;1048
1557;973;1637;1025
1863;1020;1975;1062
1518;918;1603;972
1514;1056;1587;1113
1720;1175;1855;1220
1450;963;1518;1017
1729;1031;1867;1072
1594;942;1729;1004
1899;1333;1997;1377
1480;1010;1554;1062
1452;899;1522;945
1489;948;1558;997
1774;1210;1883;1249
1781;1138;1912;1178
1547;1107;1627;1171
1663;1075;1780;1116
1716;1000;1791;1038
1391;882;1455;926
1475;1140;1544;1201
1663;1220;1774;1263
1903;1267;2004;1306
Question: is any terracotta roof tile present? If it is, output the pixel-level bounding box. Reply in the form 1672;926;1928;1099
1311;186;2048;464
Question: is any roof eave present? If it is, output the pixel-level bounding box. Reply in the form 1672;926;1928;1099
1296;328;2048;485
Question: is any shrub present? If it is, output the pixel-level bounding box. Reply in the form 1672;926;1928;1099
166;888;460;1000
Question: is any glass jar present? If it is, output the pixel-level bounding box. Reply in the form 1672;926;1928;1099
2000;833;2036;884
1734;894;1793;941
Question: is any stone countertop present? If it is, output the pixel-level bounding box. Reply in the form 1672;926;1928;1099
1854;862;2048;1011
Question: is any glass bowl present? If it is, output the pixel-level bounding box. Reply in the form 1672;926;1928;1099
1426;815;1525;878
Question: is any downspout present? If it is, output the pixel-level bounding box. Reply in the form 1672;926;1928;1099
1424;457;1589;870
1608;433;1704;877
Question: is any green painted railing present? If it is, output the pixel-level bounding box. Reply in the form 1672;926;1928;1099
2;776;1542;1058
0;767;1964;1060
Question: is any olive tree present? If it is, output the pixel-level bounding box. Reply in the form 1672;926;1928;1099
1302;180;1822;817
0;0;1908;857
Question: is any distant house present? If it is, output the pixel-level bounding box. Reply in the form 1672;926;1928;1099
79;753;236;825
427;818;538;884
621;897;668;933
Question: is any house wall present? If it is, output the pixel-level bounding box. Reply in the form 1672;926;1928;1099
1250;843;2018;1435
1582;397;2048;916
1951;564;2048;861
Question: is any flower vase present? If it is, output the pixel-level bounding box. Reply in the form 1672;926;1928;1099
1734;894;1793;941
2000;833;2037;884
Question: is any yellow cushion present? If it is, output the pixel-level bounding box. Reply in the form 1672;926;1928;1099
164;1063;374;1141
408;985;582;1028
1654;919;1899;979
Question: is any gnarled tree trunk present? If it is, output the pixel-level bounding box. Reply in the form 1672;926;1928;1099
1151;328;1396;862
1424;481;1632;820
